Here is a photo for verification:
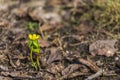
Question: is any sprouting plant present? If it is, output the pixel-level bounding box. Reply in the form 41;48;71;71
28;34;40;70
27;22;38;31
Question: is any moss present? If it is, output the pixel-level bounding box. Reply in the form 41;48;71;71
96;0;120;29
79;0;120;32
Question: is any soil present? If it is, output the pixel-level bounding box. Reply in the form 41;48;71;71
0;0;120;80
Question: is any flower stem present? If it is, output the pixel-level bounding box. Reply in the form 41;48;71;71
36;55;40;67
30;47;34;64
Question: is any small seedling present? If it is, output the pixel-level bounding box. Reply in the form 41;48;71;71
28;34;40;70
27;22;38;31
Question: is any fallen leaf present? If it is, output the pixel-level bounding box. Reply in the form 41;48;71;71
46;62;64;74
89;40;117;57
7;54;17;68
0;41;6;50
0;76;12;80
39;24;55;32
85;69;103;80
78;58;99;72
65;71;88;79
1;71;31;78
62;35;84;43
46;0;62;5
116;60;120;68
28;6;61;24
74;23;94;35
0;0;19;11
38;23;63;35
12;6;28;17
28;7;43;21
39;39;50;48
62;64;81;76
47;48;62;64
0;54;7;61
0;19;9;27
14;53;25;60
15;59;21;66
0;65;8;71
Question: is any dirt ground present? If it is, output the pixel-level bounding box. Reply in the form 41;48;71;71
0;0;120;80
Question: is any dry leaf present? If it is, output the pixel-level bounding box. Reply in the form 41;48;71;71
7;54;17;68
15;59;21;66
62;35;84;42
46;0;62;5
39;24;55;32
38;23;63;34
89;40;117;57
85;69;103;80
0;76;12;80
46;63;64;74
116;60;120;68
62;64;81;76
78;58;99;72
60;64;84;79
47;48;62;64
12;6;28;17
0;54;7;61
67;71;87;79
0;0;19;11
74;23;93;35
28;7;61;23
0;19;9;27
0;41;6;50
1;71;30;78
39;39;50;48
0;65;8;71
28;7;43;21
15;54;25;60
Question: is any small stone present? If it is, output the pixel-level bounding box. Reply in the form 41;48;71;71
115;57;119;61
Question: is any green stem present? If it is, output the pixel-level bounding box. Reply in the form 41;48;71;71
36;55;40;67
30;46;34;64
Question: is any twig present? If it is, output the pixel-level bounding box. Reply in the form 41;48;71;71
39;23;46;40
7;54;17;68
76;57;100;72
85;69;103;80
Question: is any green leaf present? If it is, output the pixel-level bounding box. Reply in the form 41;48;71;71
31;62;36;67
28;22;39;31
31;62;38;70
28;40;33;48
33;41;40;48
32;48;40;53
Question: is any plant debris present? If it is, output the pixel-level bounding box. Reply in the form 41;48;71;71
89;40;117;57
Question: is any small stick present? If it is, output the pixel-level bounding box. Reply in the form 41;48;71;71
77;57;99;72
7;54;17;68
85;69;103;80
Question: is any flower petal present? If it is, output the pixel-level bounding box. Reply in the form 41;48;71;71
33;34;36;39
36;35;39;39
28;34;33;39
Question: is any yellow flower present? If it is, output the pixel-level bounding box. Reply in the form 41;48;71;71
28;34;40;40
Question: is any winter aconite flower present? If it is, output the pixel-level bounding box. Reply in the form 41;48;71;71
28;33;40;70
28;34;40;40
